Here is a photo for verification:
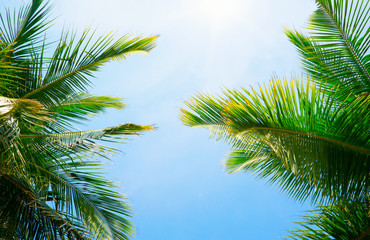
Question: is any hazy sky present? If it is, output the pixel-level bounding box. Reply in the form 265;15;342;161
4;0;317;239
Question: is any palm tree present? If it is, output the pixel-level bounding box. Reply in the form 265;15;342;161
180;0;369;237
0;0;157;239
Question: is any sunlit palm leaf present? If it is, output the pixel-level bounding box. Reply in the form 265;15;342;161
180;92;232;141
180;76;370;203
286;0;370;100
21;30;157;107
0;0;51;61
48;94;126;128
20;123;154;151
0;0;157;238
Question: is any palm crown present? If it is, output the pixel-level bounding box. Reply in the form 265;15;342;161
0;0;157;239
181;0;369;237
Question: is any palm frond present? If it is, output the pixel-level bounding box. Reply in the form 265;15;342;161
0;0;51;61
285;0;370;100
48;93;125;129
34;160;135;240
21;30;157;106
285;201;370;240
0;174;90;239
0;41;24;96
21;123;154;148
0;96;52;173
180;92;233;141
0;0;157;238
180;76;370;203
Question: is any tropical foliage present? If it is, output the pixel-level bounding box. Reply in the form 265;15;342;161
180;0;369;238
0;0;156;239
285;200;370;240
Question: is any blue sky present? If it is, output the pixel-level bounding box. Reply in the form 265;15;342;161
5;0;317;239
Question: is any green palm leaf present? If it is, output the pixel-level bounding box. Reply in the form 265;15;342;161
48;94;126;127
285;201;370;240
0;0;157;238
0;41;24;96
286;0;370;100
21;31;157;107
42;160;135;240
0;174;89;239
0;0;51;61
20;123;154;151
180;76;370;203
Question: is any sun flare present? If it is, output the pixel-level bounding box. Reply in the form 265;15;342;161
195;0;243;27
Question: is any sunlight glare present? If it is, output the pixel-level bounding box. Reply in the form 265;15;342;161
195;0;243;27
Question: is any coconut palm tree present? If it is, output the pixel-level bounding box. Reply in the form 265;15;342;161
0;0;157;239
180;0;369;236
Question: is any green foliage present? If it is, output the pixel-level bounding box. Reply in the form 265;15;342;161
180;77;369;203
0;0;157;239
285;201;370;240
285;0;370;101
180;0;369;238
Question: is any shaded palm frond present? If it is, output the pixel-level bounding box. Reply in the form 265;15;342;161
0;96;52;173
0;41;24;96
31;159;135;240
0;174;91;240
0;123;146;240
285;201;370;240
